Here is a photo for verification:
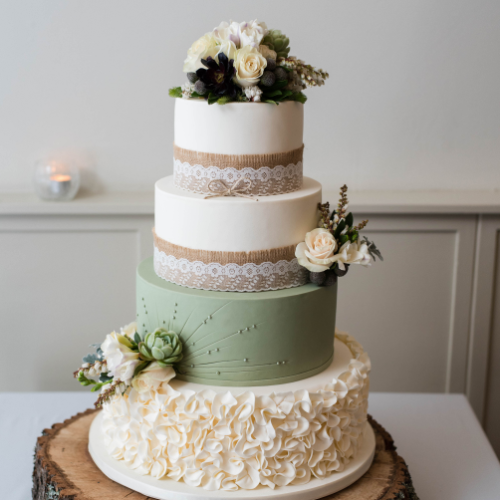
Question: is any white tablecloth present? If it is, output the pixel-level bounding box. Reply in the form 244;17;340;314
1;392;499;500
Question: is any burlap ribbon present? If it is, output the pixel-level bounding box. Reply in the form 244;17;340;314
153;229;297;265
174;144;304;170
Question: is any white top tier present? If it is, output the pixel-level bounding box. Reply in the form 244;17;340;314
174;99;304;155
155;176;321;252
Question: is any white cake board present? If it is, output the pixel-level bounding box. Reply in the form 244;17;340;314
89;411;375;500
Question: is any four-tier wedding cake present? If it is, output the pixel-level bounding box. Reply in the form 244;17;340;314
77;20;381;497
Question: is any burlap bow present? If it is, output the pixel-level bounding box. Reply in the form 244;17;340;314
204;178;258;201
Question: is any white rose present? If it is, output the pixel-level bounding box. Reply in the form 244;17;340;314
259;45;277;61
295;228;338;272
101;331;140;385
234;46;267;88
239;20;268;48
330;241;372;270
183;33;218;73
213;21;241;46
131;362;176;393
216;40;237;63
120;322;137;339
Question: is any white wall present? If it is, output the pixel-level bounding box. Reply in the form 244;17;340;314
1;0;499;193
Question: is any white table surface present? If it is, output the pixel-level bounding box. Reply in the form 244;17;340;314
1;392;499;500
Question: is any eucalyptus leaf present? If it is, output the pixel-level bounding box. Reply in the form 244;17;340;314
99;372;112;383
363;237;384;261
345;212;354;227
83;353;97;364
334;219;346;238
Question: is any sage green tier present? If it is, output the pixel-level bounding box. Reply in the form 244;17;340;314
136;257;337;386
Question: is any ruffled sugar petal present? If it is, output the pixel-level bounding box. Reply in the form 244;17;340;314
100;331;370;491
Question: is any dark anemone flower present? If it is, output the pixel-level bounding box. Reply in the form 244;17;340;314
196;53;236;98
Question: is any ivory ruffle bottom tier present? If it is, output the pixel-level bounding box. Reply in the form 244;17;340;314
100;332;371;492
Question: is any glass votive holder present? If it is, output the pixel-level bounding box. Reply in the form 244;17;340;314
34;160;80;201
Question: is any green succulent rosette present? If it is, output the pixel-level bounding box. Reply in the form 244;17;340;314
138;328;183;367
262;30;290;58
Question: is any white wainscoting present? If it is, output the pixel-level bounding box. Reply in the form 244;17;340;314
1;192;499;456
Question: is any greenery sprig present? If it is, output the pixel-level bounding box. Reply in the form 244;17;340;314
74;326;183;408
299;185;383;286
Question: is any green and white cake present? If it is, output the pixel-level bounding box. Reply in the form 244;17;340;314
77;19;382;496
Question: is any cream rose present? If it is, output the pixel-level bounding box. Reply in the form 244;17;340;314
131;362;176;393
239;20;268;48
330;241;372;270
101;331;140;384
234;46;267;88
183;33;218;73
213;21;241;45
295;228;338;272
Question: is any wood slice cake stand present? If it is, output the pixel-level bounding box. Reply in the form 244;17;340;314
32;410;419;500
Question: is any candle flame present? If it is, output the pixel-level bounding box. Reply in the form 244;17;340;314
50;174;71;182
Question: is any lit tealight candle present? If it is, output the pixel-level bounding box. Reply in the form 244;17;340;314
49;174;72;197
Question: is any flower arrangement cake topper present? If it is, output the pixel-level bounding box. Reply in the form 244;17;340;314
296;185;383;286
169;20;329;104
74;322;183;407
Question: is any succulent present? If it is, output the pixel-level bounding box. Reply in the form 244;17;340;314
196;53;237;99
260;71;276;87
274;67;288;82
187;72;198;84
266;58;277;71
138;328;183;366
262;30;290;58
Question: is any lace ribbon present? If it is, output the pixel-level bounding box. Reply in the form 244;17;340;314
173;144;304;196
152;230;307;291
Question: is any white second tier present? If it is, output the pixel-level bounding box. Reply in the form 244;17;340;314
153;176;321;291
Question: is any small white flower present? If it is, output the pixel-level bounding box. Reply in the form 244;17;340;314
244;85;263;102
88;367;97;377
82;362;90;369
181;82;195;99
101;330;140;385
330;241;372;270
295;228;338;272
94;362;102;373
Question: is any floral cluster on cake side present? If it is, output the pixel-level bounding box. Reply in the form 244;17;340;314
169;20;329;104
296;185;382;285
74;323;183;407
